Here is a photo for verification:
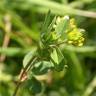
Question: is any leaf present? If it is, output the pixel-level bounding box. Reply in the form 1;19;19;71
45;16;57;42
55;59;66;71
51;48;58;64
48;16;56;33
24;77;42;94
41;10;51;44
50;48;66;71
55;16;69;39
23;50;36;68
41;10;51;34
41;11;57;45
32;61;54;75
51;48;64;64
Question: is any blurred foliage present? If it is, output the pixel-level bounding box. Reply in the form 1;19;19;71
0;0;96;96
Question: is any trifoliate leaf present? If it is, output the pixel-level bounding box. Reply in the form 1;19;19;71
24;77;42;94
32;61;54;75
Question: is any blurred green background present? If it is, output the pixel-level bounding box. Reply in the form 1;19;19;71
0;0;96;96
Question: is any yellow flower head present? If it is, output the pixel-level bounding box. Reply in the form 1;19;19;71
52;15;85;47
67;28;85;46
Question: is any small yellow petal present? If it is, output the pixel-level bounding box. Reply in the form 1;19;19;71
68;41;73;44
78;43;83;46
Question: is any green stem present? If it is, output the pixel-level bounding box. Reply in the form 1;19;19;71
82;76;96;96
0;46;96;57
28;0;96;18
68;52;85;90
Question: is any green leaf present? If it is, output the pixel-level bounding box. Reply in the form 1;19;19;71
51;48;58;64
44;17;57;43
41;10;51;44
23;50;36;68
51;48;63;64
50;48;66;71
32;61;54;75
24;77;42;94
41;11;57;45
55;59;67;71
55;16;69;39
41;10;51;34
48;16;56;33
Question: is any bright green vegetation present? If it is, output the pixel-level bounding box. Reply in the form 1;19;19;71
0;0;96;96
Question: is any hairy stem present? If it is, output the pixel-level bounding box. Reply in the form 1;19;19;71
13;57;37;96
